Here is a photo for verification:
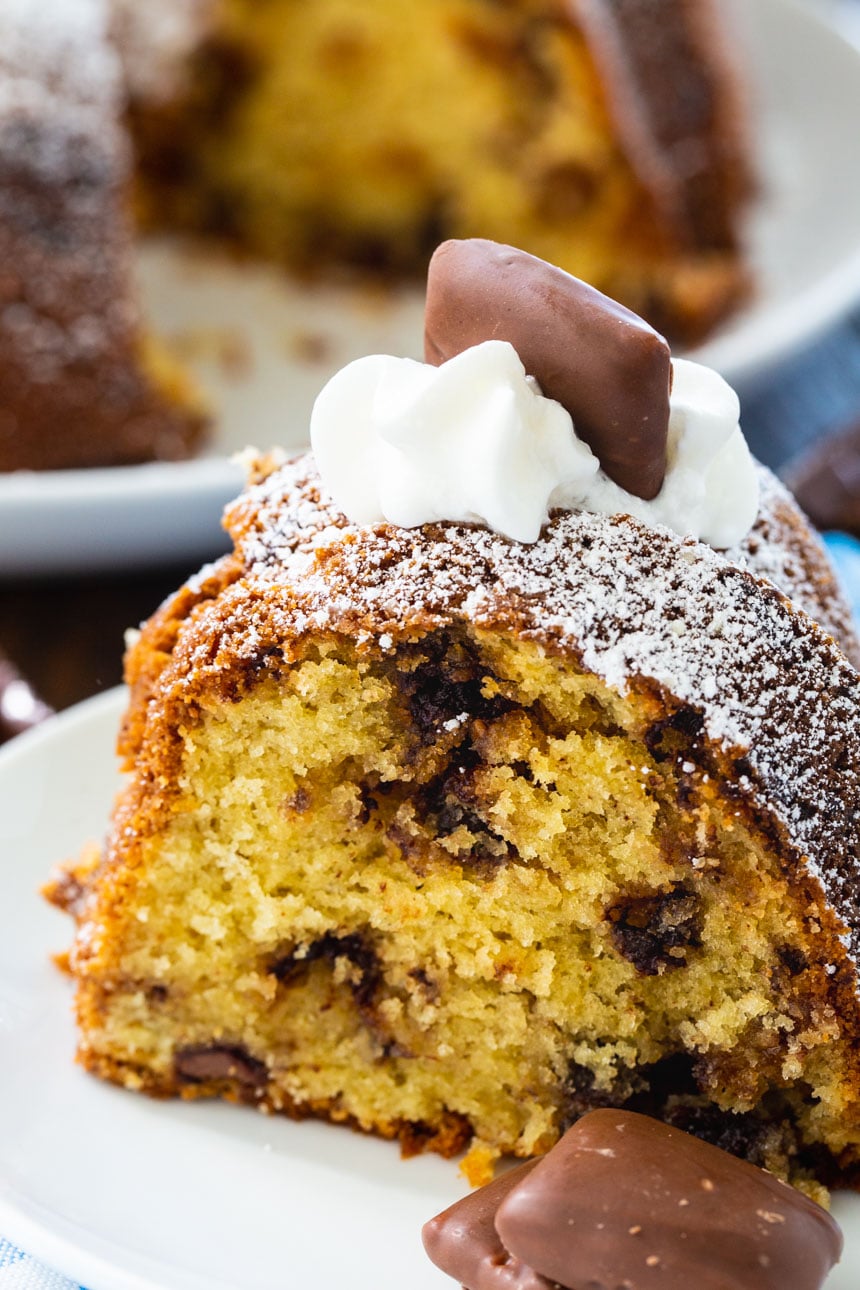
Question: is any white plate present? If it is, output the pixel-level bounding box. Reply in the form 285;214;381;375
3;0;860;577
1;690;860;1289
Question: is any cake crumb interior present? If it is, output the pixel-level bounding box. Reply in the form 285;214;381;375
73;628;851;1200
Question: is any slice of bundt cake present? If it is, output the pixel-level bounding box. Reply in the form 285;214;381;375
46;245;860;1202
0;0;206;472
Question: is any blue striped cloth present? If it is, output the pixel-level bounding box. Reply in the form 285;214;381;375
0;1243;80;1290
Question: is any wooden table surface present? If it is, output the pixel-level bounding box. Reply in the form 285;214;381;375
0;564;197;734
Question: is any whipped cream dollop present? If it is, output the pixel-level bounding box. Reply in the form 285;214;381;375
310;340;759;549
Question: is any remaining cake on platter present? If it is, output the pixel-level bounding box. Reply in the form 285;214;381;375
1;0;752;471
0;0;207;473
126;0;752;344
46;243;860;1202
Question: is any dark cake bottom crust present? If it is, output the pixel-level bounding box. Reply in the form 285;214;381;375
75;1043;855;1194
77;1046;474;1162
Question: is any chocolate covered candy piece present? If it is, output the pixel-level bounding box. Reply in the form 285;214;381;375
495;1110;842;1290
786;418;860;537
422;1160;557;1290
425;239;672;500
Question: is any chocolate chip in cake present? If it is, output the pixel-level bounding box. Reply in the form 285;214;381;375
605;884;703;975
644;704;705;763
408;966;439;1001
662;1100;777;1170
356;788;377;825
560;1062;648;1128
777;945;809;977
560;1052;731;1134
174;1043;268;1089
509;759;535;783
631;1061;827;1179
414;747;514;870
399;1110;473;1159
406;665;512;739
244;643;285;681
559;1053;807;1181
271;931;381;1009
281;784;312;815
393;633;514;742
639;1051;700;1103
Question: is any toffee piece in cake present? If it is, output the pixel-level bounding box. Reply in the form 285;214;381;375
46;249;860;1203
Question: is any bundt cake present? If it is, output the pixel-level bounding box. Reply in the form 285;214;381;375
126;0;751;344
0;0;207;473
45;244;860;1204
1;0;752;470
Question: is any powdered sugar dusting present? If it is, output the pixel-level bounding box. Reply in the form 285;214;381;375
0;0;123;173
111;0;213;104
222;454;860;958
0;0;135;386
731;469;858;659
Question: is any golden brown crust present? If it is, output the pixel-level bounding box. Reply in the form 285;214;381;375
119;552;244;763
